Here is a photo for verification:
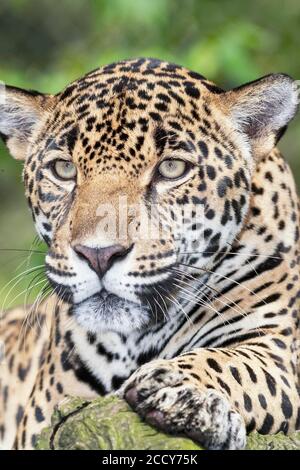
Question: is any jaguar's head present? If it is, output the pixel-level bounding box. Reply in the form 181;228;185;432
0;59;298;333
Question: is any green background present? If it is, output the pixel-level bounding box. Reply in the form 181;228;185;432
0;0;299;307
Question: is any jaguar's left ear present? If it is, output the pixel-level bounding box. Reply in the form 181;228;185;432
0;84;55;160
219;74;299;156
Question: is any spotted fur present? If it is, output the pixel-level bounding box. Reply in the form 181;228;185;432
0;58;299;450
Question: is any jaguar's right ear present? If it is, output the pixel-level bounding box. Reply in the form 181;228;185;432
218;74;299;157
0;84;55;160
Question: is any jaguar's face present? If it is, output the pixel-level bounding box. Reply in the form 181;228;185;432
1;59;297;333
23;68;253;333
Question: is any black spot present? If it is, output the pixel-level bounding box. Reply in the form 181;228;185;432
155;101;168;112
66;125;79;152
35;406;45;423
45;389;51;402
244;363;257;383
243;393;252;412
42;222;52;232
149;112;162;122
112;375;127;390
206;357;223;373
113;76;130;93
281;390;293;419
87;332;96;345
206;209;215;220
198;140;208;158
280;327;292;336
16;405;24;425
188;70;205;81
178;363;193;370
252;207;261;217
251;182;264;195
230;366;242;385
258;393;267;410
18;361;31;382
60;83;77;100
272;338;286;349
224;155;233;169
31;434;37;448
153;126;168;155
246;418;256;433
184;84;200;99
217;377;231;396
252;292;281;309
21;430;26;448
96;343;114;362
265;171;273;182
259;413;274;434
168;90;185;106
206;165;216;180
60;350;72;371
217;176;232;198
263;369;277;396
202;82;224;94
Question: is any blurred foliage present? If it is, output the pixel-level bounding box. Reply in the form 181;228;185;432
0;0;299;306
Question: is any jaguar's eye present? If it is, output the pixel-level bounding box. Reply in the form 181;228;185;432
157;159;189;180
52;160;77;180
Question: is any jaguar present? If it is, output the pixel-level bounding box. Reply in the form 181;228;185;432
0;58;299;450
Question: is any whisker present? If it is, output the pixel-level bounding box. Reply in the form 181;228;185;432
159;285;196;329
145;298;155;322
0;266;45;317
155;288;169;319
0;248;46;254
18;283;50;348
7;278;47;310
32;235;44;247
171;266;247;318
153;287;169;322
171;285;223;324
172;279;244;331
170;279;222;316
179;250;281;259
169;277;254;340
177;262;268;306
0;264;45;296
33;286;52;329
152;294;168;323
23;271;48;328
170;266;267;337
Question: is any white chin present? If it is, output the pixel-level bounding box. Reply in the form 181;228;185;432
72;292;151;334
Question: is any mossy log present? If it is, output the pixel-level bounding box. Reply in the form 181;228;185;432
36;396;300;451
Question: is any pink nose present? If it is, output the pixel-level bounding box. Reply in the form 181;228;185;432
74;244;131;277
